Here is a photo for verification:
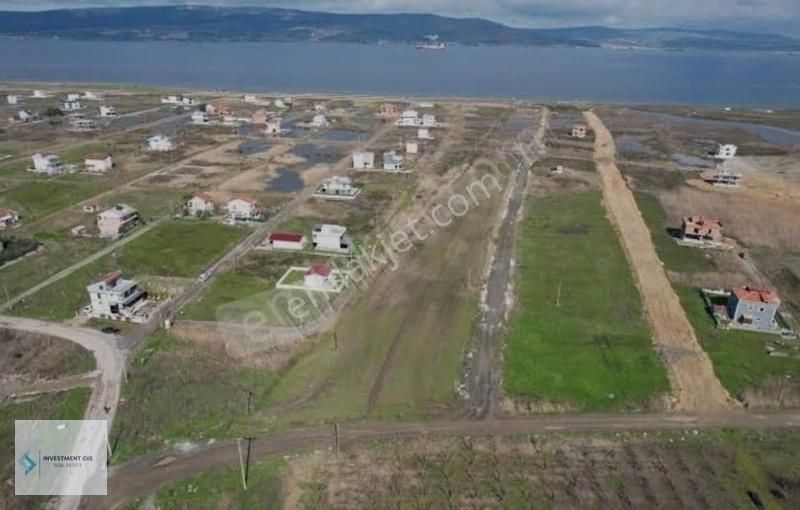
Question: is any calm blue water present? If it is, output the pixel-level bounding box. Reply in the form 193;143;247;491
2;39;800;107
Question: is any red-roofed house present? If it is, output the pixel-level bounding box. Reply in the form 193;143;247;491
304;263;334;290
0;208;20;229
267;232;306;251
186;193;216;217
728;286;781;331
681;216;723;245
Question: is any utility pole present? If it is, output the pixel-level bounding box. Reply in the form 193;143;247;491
556;282;562;308
333;331;338;351
334;423;340;457
236;438;248;491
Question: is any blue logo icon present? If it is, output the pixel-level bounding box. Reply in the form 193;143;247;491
19;453;37;475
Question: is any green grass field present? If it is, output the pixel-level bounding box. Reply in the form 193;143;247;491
110;332;276;462
635;192;717;274
119;220;247;277
675;285;800;398
0;181;104;219
504;192;670;411
7;220;248;320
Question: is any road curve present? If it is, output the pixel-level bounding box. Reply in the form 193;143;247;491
91;410;800;509
0;315;126;510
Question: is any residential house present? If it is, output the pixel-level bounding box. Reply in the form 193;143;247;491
379;103;398;117
266;232;306;251
708;169;742;187
31;90;50;98
712;143;738;159
383;151;405;172
243;94;259;104
62;100;82;112
571;123;588;139
314;102;327;112
310;114;329;128
251;110;269;125
0;209;20;229
417;128;434;140
84;153;114;173
191;110;210;125
421;114;438;127
30;153;62;174
83;91;104;101
727;287;781;331
304;264;335;291
85;271;148;322
147;134;175;152
99;105;118;117
185;193;216;217
6;95;22;105
68;115;97;132
97;204;141;239
396;110;420;127
17;110;37;123
406;141;419;155
264;118;282;135
417;101;435;108
274;99;288;109
681;216;723;245
161;95;196;106
314;176;361;200
312;224;352;253
66;93;81;102
226;196;263;221
352;151;375;170
207;103;232;117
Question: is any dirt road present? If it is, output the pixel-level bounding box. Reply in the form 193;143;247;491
0;315;126;510
90;409;800;509
463;108;549;418
584;111;732;412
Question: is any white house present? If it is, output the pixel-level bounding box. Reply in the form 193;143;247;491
314;176;361;200
310;114;329;128
243;94;259;104
266;232;306;251
274;99;288;109
68;116;97;131
191;110;210;125
406;141;419;155
66;93;81;102
383;151;405;171
85;271;147;322
147;134;175;152
418;128;434;140
314;102;327;112
99;105;118;117
98;204;141;239
185;193;216;217
84;153;114;173
62;100;82;111
312;224;352;253
31;90;50;98
304;264;335;291
264;118;282;135
352;151;375;170
83;91;104;101
396;110;420;127
227;196;263;221
421;114;439;127
161;95;195;105
0;209;20;229
30;153;62;174
712;143;738;159
7;95;22;105
17;110;37;123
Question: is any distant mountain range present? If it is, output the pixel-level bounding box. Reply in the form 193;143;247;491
1;6;799;52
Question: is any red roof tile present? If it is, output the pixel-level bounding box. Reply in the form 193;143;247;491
306;264;332;277
733;286;781;305
268;232;304;243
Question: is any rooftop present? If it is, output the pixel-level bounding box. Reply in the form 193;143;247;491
733;286;781;305
268;232;304;243
307;264;332;277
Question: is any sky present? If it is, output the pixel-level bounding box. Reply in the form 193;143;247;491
1;0;799;35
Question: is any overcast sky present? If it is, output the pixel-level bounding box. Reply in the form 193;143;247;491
2;0;799;35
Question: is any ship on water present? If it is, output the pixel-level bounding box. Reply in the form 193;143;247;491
417;42;446;50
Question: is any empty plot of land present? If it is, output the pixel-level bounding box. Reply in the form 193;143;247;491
584;111;732;412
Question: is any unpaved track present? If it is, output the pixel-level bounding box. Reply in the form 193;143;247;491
584;112;732;412
90;409;800;509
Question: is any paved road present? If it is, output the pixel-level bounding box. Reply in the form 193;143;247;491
89;409;800;509
0;315;126;510
464;109;548;418
0;217;167;312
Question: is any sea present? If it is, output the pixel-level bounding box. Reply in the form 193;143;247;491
1;39;800;107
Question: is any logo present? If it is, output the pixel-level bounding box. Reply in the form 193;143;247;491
19;452;37;476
